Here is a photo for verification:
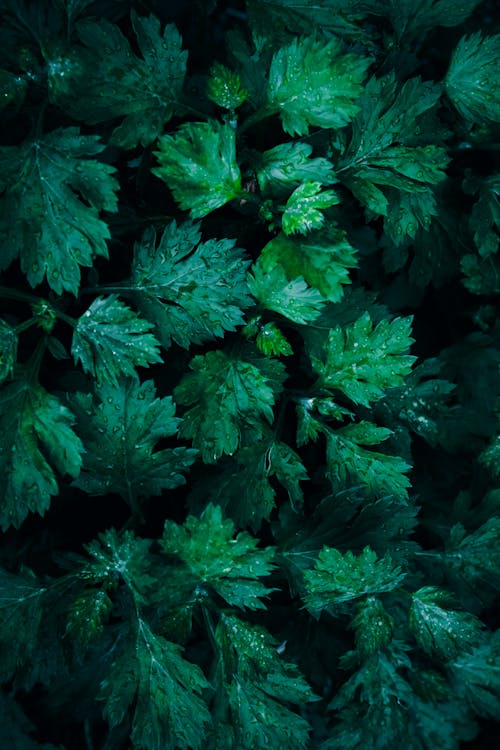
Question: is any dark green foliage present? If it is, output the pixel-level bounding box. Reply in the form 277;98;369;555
0;1;499;749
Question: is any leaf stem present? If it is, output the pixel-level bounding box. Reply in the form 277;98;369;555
0;286;42;304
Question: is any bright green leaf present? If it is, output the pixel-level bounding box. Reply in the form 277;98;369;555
161;504;275;609
207;62;248;109
153;120;242;218
311;313;415;406
248;262;326;324
256;142;335;196
282;181;339;235
267;35;371;135
256;322;294;357
304;546;405;612
259;230;358;302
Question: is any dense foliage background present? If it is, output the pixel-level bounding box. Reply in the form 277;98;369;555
0;1;499;748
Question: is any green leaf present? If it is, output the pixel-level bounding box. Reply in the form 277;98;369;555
126;221;251;349
207;62;248;109
255;142;335;196
189;434;308;531
256;322;294;357
461;252;500;295
213;613;317;750
267;35;371;136
449;635;500;719
100;618;211;750
0;376;83;530
441;518;500;605
296;396;354;446
153;120;242;218
325;421;412;499
0;567;47;684
161;504;275;609
52;12;187;148
72;295;162;385
0;68;27;111
338;74;449;244
259;229;358;302
325;662;476;749
174;348;286;463
311;313;416;406
83;529;156;601
282;181;339;235
463;171;500;257
66;588;113;648
248;262;326;324
0;127;118;295
304;546;405;612
351;596;394;656
445;32;500;125
376;357;456;448
480;434;500;478
409;587;484;660
0;319;17;384
71;378;197;508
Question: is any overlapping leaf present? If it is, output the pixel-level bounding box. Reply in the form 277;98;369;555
311;313;415;406
124;221;251;349
255;142;335;196
71;378;197;508
153;120;242;218
325;422;412;499
189;434;308;531
212;613;317;750
409;587;484;660
337;74;449;244
248;263;326;324
0;127;118;294
0;376;83;529
52;12;187;148
445;32;500;125
161;504;275;610
72;295;162;385
304;545;405;612
266;35;371;135
174;349;286;463
258;229;358;302
100;619;211;750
